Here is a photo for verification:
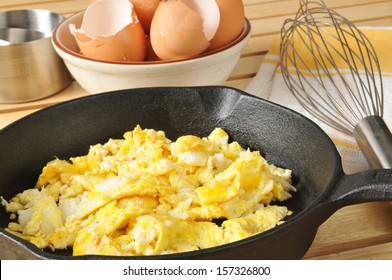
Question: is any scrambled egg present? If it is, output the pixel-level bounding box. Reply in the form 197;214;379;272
1;125;296;256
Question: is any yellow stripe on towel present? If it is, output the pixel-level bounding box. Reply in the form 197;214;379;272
330;137;360;150
268;28;392;73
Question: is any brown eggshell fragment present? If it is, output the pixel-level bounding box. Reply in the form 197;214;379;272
208;0;245;51
75;24;146;61
150;0;220;60
130;0;162;34
70;0;147;62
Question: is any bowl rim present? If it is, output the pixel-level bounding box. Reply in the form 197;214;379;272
52;10;251;66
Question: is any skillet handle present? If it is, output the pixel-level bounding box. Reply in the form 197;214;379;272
327;169;392;207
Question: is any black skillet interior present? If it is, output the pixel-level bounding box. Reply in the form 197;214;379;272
0;86;343;259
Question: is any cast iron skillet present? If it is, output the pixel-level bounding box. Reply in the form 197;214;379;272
0;86;391;259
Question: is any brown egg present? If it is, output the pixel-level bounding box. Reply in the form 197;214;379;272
208;0;245;51
130;0;162;34
150;0;220;60
70;0;147;62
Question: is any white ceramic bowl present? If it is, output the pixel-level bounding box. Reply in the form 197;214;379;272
52;11;251;94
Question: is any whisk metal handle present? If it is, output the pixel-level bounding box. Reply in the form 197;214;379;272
354;116;392;169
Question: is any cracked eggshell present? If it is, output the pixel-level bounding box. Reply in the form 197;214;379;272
150;0;220;60
130;0;162;34
70;0;146;62
208;0;245;51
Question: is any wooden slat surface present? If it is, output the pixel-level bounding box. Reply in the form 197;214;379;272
0;0;391;260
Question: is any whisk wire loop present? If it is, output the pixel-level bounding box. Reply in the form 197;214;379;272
281;18;356;133
280;0;384;135
304;12;361;128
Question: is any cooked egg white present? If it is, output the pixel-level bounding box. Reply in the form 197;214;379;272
1;125;296;256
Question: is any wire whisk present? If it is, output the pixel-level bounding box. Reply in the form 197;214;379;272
280;0;392;169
